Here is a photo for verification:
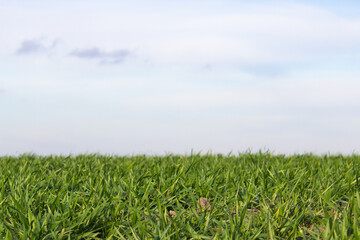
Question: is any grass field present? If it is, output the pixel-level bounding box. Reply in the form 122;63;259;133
1;153;360;239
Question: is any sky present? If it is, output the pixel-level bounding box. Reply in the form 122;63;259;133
1;0;360;155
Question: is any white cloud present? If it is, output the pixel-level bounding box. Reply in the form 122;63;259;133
143;7;360;64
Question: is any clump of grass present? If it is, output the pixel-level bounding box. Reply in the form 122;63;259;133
0;152;359;239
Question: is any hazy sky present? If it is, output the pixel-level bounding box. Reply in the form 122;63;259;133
1;0;360;155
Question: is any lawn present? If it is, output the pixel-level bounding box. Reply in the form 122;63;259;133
1;152;359;239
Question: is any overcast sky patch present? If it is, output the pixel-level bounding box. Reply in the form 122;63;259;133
2;0;360;155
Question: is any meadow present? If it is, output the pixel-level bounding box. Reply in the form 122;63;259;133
1;152;360;239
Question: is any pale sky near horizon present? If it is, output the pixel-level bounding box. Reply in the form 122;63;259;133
1;0;360;155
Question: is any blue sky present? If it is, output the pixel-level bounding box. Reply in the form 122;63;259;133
1;0;360;155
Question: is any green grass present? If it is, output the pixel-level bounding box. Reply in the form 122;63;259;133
1;152;360;239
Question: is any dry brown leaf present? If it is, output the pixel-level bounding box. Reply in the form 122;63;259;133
169;210;177;218
197;197;211;213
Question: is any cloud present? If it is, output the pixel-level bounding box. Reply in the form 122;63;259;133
16;39;45;55
15;38;61;56
70;47;131;64
132;3;360;66
0;89;4;94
